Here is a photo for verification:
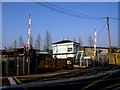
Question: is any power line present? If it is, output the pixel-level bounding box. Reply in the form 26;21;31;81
45;2;106;19
35;2;106;20
34;2;120;20
36;2;86;18
97;22;107;38
34;2;118;37
109;17;120;20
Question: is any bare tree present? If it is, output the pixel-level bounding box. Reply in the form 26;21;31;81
78;36;82;46
44;30;52;51
35;34;41;50
88;35;93;47
19;35;24;47
30;36;33;49
35;40;37;50
73;37;76;42
8;45;12;51
13;40;17;49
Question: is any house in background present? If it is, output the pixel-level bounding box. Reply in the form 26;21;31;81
83;46;120;56
52;40;80;59
83;46;109;56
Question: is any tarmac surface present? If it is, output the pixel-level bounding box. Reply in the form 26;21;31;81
1;65;120;90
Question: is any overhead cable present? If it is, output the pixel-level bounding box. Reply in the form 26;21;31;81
97;22;107;38
35;2;106;20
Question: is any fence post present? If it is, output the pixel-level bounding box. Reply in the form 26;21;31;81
17;56;19;76
6;58;8;77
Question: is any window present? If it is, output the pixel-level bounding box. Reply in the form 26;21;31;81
68;48;72;52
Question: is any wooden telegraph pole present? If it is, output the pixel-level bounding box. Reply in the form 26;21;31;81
106;17;113;64
107;17;111;54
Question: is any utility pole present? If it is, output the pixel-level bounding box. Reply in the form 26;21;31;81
106;17;111;54
107;17;113;64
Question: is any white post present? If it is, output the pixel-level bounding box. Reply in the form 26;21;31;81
27;14;32;75
17;56;19;76
94;29;97;57
28;14;32;49
87;59;88;67
93;29;97;66
23;56;25;75
80;51;84;67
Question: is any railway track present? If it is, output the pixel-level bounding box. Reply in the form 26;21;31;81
1;65;120;90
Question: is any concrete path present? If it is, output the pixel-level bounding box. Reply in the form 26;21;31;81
8;77;17;86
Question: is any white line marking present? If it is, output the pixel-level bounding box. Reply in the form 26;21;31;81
3;69;120;89
8;77;17;86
